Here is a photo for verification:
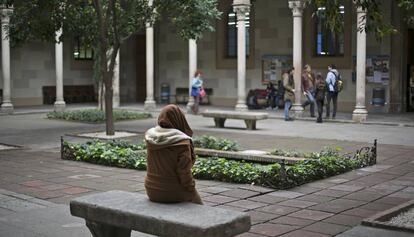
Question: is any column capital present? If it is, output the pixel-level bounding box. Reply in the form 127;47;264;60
233;0;250;21
0;7;12;24
288;1;304;17
356;6;367;14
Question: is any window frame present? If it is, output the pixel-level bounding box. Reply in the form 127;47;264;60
73;36;94;61
226;8;250;58
303;1;352;68
216;0;255;69
314;5;345;57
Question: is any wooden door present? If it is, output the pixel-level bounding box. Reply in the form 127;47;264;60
136;35;146;102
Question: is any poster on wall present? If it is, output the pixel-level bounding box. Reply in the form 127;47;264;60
353;55;390;85
262;55;292;84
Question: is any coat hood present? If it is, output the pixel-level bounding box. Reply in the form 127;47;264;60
145;126;191;146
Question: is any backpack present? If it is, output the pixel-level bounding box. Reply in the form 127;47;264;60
317;79;326;91
330;71;343;93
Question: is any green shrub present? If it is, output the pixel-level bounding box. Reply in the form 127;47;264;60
193;135;239;151
65;139;147;169
47;109;151;123
192;158;269;184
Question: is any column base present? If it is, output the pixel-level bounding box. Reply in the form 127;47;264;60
1;102;14;114
235;103;248;111
186;101;195;114
144;100;156;111
352;107;368;122
113;98;120;108
54;101;66;112
291;103;304;118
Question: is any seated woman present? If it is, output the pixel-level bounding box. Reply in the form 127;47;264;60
144;104;203;204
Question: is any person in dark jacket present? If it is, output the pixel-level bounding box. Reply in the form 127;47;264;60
314;73;326;123
266;82;278;110
145;104;202;204
283;68;295;121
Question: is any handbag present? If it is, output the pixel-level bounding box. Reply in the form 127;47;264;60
199;87;206;98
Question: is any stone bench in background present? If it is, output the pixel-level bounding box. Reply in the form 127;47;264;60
42;85;96;104
201;110;268;130
70;190;250;237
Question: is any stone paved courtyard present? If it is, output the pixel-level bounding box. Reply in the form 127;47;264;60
0;106;413;236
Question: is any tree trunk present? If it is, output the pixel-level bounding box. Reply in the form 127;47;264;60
104;71;114;135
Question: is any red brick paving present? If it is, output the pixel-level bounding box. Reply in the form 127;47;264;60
250;223;299;236
303;222;349;235
1;144;414;237
280;230;331;237
61;187;91;195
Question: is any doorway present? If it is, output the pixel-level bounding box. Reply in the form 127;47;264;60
136;35;146;102
407;29;414;112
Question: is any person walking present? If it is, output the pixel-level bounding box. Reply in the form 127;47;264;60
266;82;277;110
283;68;295;121
315;73;326;123
191;70;203;114
301;64;316;117
325;64;340;119
144;104;203;204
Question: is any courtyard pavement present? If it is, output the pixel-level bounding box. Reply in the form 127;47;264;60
0;104;413;237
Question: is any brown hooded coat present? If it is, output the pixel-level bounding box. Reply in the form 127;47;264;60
144;104;202;204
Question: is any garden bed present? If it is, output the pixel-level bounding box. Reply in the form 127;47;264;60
362;199;414;233
47;109;151;123
61;136;377;190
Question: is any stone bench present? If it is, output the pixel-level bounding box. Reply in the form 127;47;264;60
42;85;96;104
70;190;251;237
201;110;268;130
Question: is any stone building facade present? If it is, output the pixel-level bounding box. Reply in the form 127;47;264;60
1;0;413;119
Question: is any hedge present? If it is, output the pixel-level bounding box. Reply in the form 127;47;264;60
47;109;152;123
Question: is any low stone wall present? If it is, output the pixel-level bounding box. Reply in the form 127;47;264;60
195;148;304;164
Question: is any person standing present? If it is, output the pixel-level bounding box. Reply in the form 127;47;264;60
266;82;277;110
145;104;203;204
314;73;326;123
283;68;295;121
301;64;316;117
325;64;340;119
191;70;203;114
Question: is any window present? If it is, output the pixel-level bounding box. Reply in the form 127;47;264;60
315;5;345;56
216;0;255;69
73;37;93;60
226;9;250;58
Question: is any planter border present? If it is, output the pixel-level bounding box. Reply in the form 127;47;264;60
362;199;414;233
195;148;305;165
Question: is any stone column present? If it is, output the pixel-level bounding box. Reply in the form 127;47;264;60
54;28;66;112
288;1;304;117
1;7;13;113
186;39;197;113
144;0;156;110
352;7;368;122
113;49;120;108
233;0;250;111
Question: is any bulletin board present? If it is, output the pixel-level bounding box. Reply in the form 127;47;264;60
352;55;390;85
261;55;292;84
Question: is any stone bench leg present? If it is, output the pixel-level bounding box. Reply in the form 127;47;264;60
244;120;256;130
86;220;131;237
214;118;226;128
